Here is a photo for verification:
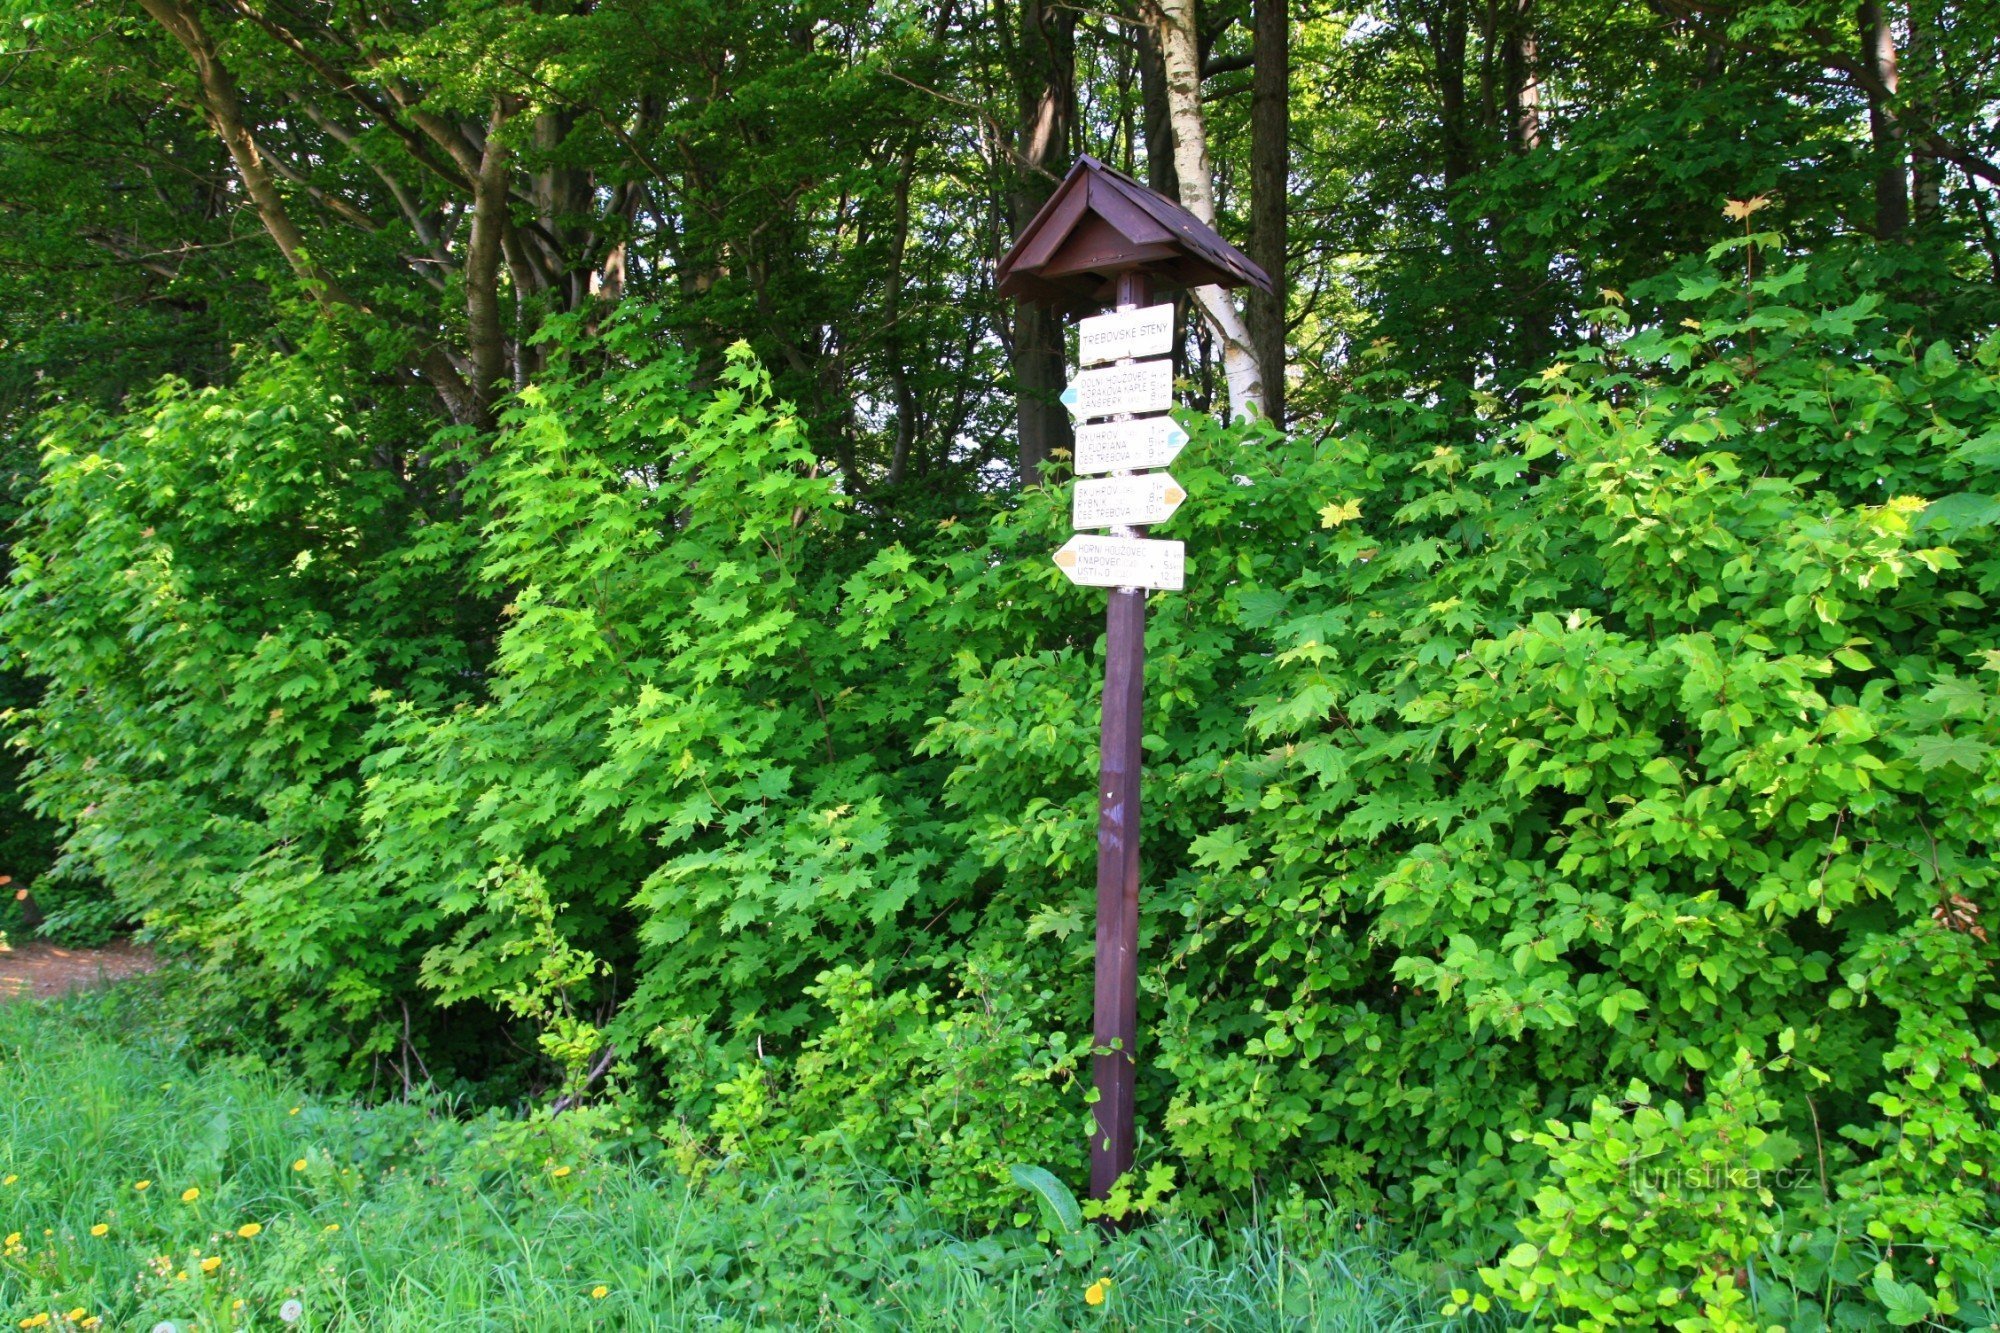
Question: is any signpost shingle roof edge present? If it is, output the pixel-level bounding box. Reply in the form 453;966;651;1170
996;155;1273;313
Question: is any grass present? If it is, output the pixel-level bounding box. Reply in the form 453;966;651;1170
0;979;1482;1331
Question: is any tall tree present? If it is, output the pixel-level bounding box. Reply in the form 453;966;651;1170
1155;0;1265;419
1247;0;1289;425
1859;0;1909;237
1001;0;1079;485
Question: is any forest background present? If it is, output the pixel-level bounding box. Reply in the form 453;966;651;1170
2;0;1999;1324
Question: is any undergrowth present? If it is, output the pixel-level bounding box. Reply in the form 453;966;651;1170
0;979;1472;1331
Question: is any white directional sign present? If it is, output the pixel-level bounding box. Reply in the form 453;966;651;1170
1073;472;1186;529
1078;303;1175;366
1052;535;1186;591
1074;416;1189;475
1060;359;1173;420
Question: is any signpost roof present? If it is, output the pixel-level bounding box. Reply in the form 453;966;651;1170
996;156;1273;312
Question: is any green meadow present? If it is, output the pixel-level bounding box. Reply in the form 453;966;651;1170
0;981;1473;1331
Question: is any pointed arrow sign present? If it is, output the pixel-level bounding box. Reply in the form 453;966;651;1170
1074;416;1189;475
1073;472;1187;529
1062;359;1174;420
1052;534;1186;591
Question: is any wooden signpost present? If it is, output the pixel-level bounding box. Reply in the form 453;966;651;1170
996;157;1271;1211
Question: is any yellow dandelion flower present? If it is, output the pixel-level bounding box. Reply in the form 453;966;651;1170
65;1312;84;1323
551;1166;572;1179
288;1107;301;1116
323;1223;340;1233
590;1286;609;1300
233;1299;245;1311
180;1187;200;1203
1;1175;15;1186
133;1180;151;1191
4;1233;18;1247
292;1159;308;1172
200;1255;221;1273
90;1224;109;1237
1085;1277;1112;1307
82;1320;101;1331
237;1222;263;1239
175;1271;187;1282
19;1313;49;1328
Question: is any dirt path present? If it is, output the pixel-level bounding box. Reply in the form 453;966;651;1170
0;939;159;1000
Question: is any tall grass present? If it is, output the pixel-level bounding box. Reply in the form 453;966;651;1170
0;981;1480;1330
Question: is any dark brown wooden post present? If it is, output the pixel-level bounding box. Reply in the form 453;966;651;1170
993;156;1270;1213
1090;268;1151;1205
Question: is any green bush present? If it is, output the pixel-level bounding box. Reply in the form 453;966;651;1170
0;350;485;1075
4;239;1997;1321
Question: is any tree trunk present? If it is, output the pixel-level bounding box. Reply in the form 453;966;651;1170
1135;24;1180;200
1860;0;1908;238
138;0;344;305
1907;2;1941;227
136;0;480;425
1503;0;1541;152
1005;0;1078;487
1157;0;1265;420
1247;0;1288;427
465;99;512;427
1502;0;1550;373
1427;0;1475;189
885;141;921;488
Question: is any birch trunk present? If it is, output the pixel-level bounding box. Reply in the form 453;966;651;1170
1860;0;1909;238
1155;0;1266;421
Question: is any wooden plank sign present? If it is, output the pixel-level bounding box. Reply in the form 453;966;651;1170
1078;302;1175;366
1052;534;1186;590
1060;359;1173;421
1073;472;1186;529
1074;416;1189;475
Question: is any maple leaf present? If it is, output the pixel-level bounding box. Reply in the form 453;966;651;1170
1910;733;1990;772
1597;287;1625;306
1722;195;1772;222
1539;362;1571;383
1319;498;1362;528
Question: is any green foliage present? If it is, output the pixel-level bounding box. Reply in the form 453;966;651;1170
705;956;1089;1222
360;310;980;1086
421;859;612;1099
1479;1057;1789;1330
6;237;1999;1327
1117;237;2000;1316
0;349;484;1078
4;0;2000;1311
0;983;1460;1331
